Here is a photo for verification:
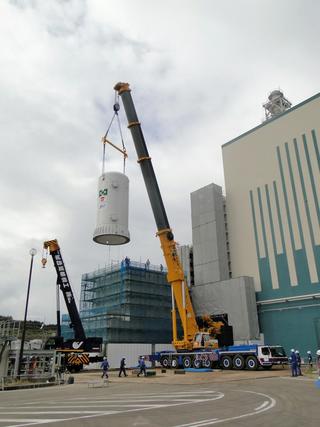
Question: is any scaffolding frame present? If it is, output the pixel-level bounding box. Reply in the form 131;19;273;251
75;262;172;343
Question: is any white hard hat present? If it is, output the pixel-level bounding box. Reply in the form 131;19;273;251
307;351;311;354
291;349;295;352
295;350;299;353
317;350;320;356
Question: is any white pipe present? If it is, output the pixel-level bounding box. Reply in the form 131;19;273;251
260;303;320;313
257;292;320;305
171;287;175;311
182;281;186;309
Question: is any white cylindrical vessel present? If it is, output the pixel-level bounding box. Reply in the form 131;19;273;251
93;171;130;245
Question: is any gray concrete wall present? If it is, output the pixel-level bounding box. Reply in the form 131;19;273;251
0;343;10;377
94;343;175;369
191;276;260;341
191;183;229;286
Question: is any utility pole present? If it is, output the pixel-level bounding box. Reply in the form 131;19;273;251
17;248;37;379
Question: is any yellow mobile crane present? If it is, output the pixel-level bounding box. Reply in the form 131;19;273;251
114;83;233;368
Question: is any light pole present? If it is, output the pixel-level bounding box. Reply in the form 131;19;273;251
17;248;37;379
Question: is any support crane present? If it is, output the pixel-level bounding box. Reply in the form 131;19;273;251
42;239;103;371
114;83;230;353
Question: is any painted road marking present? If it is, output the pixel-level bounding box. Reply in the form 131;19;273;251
0;391;224;426
172;418;219;427
0;411;118;414
254;401;269;411
0;420;51;423
0;391;222;423
279;376;315;381
0;389;276;427
0;404;162;409
172;390;276;427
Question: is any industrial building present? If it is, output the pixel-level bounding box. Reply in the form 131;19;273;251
221;90;320;355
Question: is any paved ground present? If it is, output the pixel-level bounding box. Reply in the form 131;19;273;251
0;367;319;426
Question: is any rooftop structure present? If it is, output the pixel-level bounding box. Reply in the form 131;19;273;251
263;89;292;120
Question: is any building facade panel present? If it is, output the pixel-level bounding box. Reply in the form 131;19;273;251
222;94;320;301
191;183;229;286
222;93;320;354
191;276;260;341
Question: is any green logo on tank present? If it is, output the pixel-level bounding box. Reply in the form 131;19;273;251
99;189;108;197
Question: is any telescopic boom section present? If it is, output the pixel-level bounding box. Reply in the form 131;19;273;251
43;239;86;341
114;82;199;350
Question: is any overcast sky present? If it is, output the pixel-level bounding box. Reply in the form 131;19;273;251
1;0;319;323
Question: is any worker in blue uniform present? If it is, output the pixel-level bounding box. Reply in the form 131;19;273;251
290;349;297;377
295;350;303;376
137;356;147;377
101;357;109;379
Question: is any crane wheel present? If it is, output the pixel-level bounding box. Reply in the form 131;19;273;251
193;358;201;369
245;355;258;370
160;356;170;368
233;355;245;370
182;356;192;369
171;357;178;368
221;355;233;370
202;358;212;368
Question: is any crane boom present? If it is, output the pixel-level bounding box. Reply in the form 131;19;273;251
114;82;198;350
42;239;86;341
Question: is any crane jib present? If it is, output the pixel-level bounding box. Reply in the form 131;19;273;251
51;249;86;341
118;89;170;232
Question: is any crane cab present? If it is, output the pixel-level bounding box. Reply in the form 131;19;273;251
193;332;219;350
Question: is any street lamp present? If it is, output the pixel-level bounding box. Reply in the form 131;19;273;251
17;248;37;379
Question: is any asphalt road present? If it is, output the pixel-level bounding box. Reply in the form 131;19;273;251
0;374;319;426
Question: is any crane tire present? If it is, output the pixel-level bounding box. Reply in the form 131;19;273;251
202;358;212;369
221;355;233;370
233;355;245;370
160;356;170;368
193;358;202;369
245;355;258;370
171;357;178;368
182;356;192;369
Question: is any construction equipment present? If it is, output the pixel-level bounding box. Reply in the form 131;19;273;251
114;83;232;354
42;239;103;371
150;343;288;370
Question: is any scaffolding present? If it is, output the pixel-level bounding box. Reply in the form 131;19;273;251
78;260;173;343
0;320;21;340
